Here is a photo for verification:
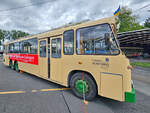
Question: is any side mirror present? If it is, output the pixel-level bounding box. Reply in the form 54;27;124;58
104;33;112;49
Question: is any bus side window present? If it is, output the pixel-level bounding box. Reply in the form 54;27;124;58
40;40;46;57
14;42;20;53
63;30;74;55
52;38;61;58
20;41;26;54
9;43;14;53
28;38;38;54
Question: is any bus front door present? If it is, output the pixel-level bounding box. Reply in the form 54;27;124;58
39;39;48;78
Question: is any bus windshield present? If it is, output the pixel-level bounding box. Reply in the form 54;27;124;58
76;23;119;55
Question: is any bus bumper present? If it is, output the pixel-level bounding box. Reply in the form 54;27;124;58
125;87;135;103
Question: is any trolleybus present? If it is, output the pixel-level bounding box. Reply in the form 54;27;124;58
3;16;135;102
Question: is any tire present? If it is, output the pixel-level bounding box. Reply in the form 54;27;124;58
9;61;12;68
70;72;97;101
9;60;14;69
14;62;19;72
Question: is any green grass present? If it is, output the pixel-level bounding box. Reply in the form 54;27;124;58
131;62;150;68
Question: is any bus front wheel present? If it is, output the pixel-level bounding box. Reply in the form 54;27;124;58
70;72;97;101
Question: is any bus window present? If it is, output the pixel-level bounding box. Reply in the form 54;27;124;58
14;42;20;53
9;43;14;53
76;24;119;55
19;41;28;53
28;38;38;54
63;30;74;55
52;38;61;58
19;41;23;53
40;40;46;57
24;41;29;54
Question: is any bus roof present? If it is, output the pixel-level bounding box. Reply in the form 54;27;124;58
5;16;115;45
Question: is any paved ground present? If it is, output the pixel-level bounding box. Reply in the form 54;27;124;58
0;57;150;113
132;66;150;97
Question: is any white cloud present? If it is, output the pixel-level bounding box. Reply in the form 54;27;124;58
0;0;149;34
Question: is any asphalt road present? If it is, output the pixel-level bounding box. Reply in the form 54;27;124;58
0;58;150;113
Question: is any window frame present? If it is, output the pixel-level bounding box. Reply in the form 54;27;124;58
63;29;74;55
76;23;120;56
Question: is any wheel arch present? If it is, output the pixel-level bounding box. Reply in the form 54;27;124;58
67;70;98;91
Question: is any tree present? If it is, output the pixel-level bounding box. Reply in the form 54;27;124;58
144;17;150;28
10;30;29;40
117;6;145;32
0;29;29;45
0;30;6;40
0;30;6;45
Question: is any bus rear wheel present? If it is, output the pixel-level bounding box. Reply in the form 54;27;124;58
14;62;19;72
9;61;14;69
9;61;11;68
70;72;97;101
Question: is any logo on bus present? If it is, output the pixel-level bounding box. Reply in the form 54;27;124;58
8;54;38;65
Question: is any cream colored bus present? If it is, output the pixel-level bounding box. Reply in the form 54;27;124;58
3;16;135;102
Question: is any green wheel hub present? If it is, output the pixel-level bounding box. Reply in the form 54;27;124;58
75;79;89;94
10;62;14;69
15;63;19;71
9;61;11;67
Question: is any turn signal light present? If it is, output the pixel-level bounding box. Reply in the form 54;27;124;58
127;65;133;70
78;61;82;64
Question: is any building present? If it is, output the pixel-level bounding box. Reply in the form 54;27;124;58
117;28;150;57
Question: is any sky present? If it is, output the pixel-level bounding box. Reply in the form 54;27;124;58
0;0;149;34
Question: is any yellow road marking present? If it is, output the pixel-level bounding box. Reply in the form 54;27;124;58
0;91;25;94
31;90;37;93
0;88;71;95
40;88;71;92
